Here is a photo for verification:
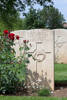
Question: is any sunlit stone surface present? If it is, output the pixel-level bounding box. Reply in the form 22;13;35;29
13;29;54;90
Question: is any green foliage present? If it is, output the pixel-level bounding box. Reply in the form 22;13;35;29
0;0;53;31
38;88;51;96
23;7;65;29
0;14;24;34
45;7;65;29
0;31;30;94
0;18;7;35
23;8;46;29
13;18;24;30
0;0;53;15
0;0;53;30
0;35;18;94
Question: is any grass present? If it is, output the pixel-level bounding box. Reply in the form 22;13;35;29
0;96;67;100
55;64;67;82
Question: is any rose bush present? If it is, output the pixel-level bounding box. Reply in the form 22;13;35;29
0;30;31;94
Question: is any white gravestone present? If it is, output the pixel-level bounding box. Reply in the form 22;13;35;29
55;29;67;64
13;29;54;90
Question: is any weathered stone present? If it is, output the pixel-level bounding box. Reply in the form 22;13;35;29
55;29;67;64
13;29;54;90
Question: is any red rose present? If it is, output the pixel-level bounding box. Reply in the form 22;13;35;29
16;35;19;40
3;30;9;35
8;33;15;40
23;40;29;43
23;40;26;43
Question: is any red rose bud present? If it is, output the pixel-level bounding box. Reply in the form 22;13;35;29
16;35;19;40
8;33;15;40
23;40;26;43
3;30;9;35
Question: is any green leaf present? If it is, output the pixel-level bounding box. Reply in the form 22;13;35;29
25;46;29;51
28;54;32;57
19;47;23;51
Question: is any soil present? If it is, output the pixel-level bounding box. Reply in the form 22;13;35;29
1;84;67;97
52;83;67;97
52;87;67;97
3;87;67;97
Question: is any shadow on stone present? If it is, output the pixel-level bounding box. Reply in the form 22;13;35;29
26;68;51;93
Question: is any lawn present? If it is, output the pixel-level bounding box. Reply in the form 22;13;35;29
55;64;67;82
0;96;67;100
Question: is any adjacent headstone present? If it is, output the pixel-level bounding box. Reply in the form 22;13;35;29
13;29;54;90
55;29;67;64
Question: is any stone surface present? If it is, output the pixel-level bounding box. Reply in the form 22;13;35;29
14;29;67;64
55;29;67;64
13;29;54;90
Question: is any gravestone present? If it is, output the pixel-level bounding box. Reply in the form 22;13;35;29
55;29;67;64
13;29;54;90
